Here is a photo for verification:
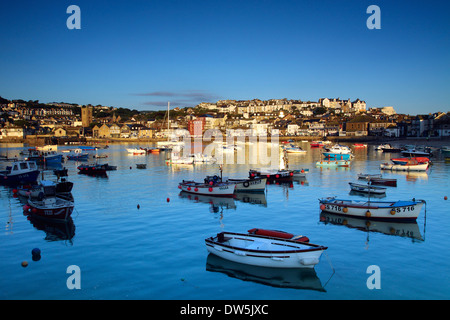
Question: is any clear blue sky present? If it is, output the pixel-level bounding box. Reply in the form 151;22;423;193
0;0;449;114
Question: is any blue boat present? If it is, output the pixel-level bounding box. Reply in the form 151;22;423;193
0;161;40;186
66;149;89;161
322;152;353;160
24;150;63;165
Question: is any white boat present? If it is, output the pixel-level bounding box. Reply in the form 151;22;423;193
401;148;432;157
380;160;428;171
205;231;327;268
319;197;425;221
178;179;236;196
323;144;352;154
226;177;267;193
284;144;306;154
127;148;146;155
357;173;383;180
349;182;386;195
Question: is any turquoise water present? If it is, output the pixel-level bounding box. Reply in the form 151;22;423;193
0;142;449;300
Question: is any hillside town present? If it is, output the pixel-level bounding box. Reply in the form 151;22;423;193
0;95;449;144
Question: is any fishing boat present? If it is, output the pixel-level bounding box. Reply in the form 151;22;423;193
249;169;294;183
66;149;89;161
25;196;74;221
357;173;383;180
16;179;73;199
380;160;428;171
127;148;146;155
24;149;63;166
369;178;397;187
205;231;327;268
77;164;107;176
319;197;425;222
348;182;386;195
0;161;40;186
316;160;351;167
178;176;236;197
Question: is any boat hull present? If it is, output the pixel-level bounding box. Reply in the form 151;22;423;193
0;170;40;186
179;182;236;197
228;178;267;193
380;162;428;171
349;183;386;194
319;198;424;222
27;198;74;220
322;153;352;160
370;178;397;187
249;170;293;183
205;232;327;268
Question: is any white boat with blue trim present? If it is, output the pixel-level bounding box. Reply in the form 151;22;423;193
319;197;425;222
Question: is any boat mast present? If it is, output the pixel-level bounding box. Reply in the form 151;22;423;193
167;101;170;142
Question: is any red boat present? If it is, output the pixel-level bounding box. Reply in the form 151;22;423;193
353;143;367;148
310;141;324;148
248;228;309;242
24;197;74;220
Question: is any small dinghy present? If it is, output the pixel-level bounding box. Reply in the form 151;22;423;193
205;231;327;268
349;182;386;195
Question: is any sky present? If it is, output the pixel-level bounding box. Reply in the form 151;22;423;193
0;0;449;115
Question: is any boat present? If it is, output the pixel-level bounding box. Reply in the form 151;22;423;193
77;164;107;176
136;164;147;169
0;161;40;186
401;148;432;157
380;160;428;171
16;179;74;199
205;231;327;268
357;173;383;180
369;178;397;187
353;143;367;148
310;141;324;148
53;167;68;177
247;228;309;242
178;176;236;197
322;152;353;160
390;157;430;165
226;177;267;193
249;169;293;183
127;148;146;155
348;182;386;195
24;149;63;165
316;160;351;167
292;168;309;178
284;144;306;154
36;145;58;152
323;144;352;154
319;197;425;222
189;153;217;163
25;196;74;221
381;145;402;153
66;149;89;161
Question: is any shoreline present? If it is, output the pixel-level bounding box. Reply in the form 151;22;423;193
1;135;449;148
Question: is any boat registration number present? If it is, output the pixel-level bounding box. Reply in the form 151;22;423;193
325;204;343;211
394;206;415;213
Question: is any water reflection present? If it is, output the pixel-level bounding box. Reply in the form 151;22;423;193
206;253;326;292
319;212;424;242
27;215;76;244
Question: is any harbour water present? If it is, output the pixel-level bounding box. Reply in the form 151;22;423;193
1;142;449;300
